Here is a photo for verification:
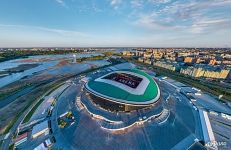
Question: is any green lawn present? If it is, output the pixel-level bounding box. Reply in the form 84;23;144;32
8;144;14;150
22;98;44;123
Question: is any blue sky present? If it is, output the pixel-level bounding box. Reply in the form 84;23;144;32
0;0;231;47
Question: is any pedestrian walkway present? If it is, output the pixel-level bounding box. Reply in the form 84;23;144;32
80;92;170;132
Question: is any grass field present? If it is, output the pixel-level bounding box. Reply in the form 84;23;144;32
22;98;44;123
8;144;14;150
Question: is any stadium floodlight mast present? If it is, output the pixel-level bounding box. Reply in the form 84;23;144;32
73;54;77;63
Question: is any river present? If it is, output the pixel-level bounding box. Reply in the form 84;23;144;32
0;53;109;88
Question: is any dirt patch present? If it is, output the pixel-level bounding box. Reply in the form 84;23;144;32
15;58;52;63
54;59;70;68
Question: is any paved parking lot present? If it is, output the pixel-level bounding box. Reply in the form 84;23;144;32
50;73;204;150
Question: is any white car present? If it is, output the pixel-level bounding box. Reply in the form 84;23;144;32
192;87;201;92
191;99;197;102
210;111;218;116
195;93;201;96
162;76;167;79
221;113;231;120
193;106;198;111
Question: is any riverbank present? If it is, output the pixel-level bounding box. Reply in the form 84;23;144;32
0;49;121;63
0;50;82;62
76;51;122;62
0;64;40;76
77;55;105;62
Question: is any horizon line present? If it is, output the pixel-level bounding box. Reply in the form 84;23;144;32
1;46;231;49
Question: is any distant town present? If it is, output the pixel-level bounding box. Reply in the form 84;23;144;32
122;48;231;80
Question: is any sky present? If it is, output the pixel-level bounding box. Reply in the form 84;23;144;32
0;0;231;47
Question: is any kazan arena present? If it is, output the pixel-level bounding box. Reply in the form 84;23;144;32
85;69;161;112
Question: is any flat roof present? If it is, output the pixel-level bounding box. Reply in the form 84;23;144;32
86;69;160;105
15;132;28;143
32;120;49;135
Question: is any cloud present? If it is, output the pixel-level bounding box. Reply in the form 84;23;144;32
37;27;88;37
110;0;122;9
92;2;103;13
55;0;68;8
134;13;178;30
132;0;231;34
131;0;143;8
135;13;231;34
0;24;88;37
150;0;171;4
189;18;231;33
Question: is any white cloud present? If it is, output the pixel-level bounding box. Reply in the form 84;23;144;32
92;2;103;13
55;0;68;8
188;18;231;33
110;0;122;9
132;0;231;34
131;0;143;8
0;24;88;37
110;0;121;5
37;27;88;37
134;13;180;31
151;0;171;4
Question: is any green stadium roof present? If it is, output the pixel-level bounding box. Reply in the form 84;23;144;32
85;69;160;105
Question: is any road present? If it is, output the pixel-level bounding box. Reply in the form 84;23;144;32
159;76;231;150
163;78;231;114
50;80;81;150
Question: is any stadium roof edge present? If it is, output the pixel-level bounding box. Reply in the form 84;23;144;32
85;69;160;105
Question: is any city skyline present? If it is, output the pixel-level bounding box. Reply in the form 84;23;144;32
0;0;231;47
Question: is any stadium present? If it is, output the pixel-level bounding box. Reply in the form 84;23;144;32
85;69;161;112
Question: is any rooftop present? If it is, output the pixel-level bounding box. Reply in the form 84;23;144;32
86;69;160;105
32;120;49;135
